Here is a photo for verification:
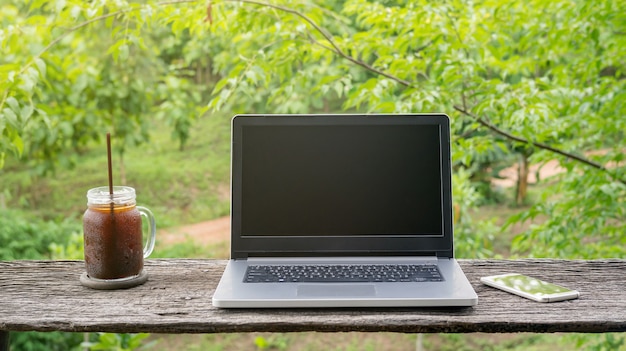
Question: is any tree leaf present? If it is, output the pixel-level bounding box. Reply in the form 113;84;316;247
2;108;19;129
5;97;19;112
34;58;47;79
12;133;24;157
20;104;34;125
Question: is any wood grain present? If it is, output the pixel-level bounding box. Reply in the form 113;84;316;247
0;259;624;334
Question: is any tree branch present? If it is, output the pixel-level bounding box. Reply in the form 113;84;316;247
1;0;197;112
223;0;412;86
0;11;124;114
228;0;625;185
453;105;626;185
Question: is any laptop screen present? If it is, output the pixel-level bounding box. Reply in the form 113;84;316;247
241;125;443;237
231;114;454;257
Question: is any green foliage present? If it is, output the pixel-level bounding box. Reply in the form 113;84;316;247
50;232;84;260
254;335;288;351
429;333;573;351
82;333;155;351
571;333;626;351
0;209;81;260
452;169;498;258
508;172;626;258
8;331;84;351
1;0;210;175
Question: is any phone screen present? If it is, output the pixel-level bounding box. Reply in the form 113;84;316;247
491;274;572;296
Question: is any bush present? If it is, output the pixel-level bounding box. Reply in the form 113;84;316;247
8;332;84;351
0;209;81;260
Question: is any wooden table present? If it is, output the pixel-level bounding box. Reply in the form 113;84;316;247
1;258;625;347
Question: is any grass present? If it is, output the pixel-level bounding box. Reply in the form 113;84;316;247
1;113;232;228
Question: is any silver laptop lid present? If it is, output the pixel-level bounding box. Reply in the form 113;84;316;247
230;114;454;259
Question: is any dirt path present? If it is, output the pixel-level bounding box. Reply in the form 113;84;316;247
159;216;230;245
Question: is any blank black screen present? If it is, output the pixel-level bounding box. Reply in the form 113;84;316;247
241;125;443;236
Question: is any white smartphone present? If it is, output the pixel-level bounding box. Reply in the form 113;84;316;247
480;273;580;303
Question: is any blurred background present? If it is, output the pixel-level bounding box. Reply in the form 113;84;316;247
1;0;624;349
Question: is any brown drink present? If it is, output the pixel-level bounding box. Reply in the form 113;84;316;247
83;186;156;281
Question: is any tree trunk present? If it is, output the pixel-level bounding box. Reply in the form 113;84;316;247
516;153;529;206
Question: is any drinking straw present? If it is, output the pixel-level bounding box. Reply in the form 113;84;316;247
107;133;114;203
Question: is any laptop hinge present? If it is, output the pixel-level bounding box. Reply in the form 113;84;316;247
245;256;439;264
234;252;449;260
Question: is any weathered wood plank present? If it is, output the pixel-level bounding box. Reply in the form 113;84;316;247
0;259;625;334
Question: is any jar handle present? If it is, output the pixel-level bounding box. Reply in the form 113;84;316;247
137;206;156;258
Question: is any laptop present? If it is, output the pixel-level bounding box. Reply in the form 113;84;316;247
212;113;478;308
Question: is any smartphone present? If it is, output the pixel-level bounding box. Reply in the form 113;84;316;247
480;273;579;302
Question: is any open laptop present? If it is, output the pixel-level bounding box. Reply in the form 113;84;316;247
212;113;478;308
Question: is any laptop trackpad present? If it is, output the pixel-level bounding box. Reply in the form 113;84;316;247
297;284;376;297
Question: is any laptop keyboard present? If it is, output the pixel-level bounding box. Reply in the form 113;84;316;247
244;264;443;283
